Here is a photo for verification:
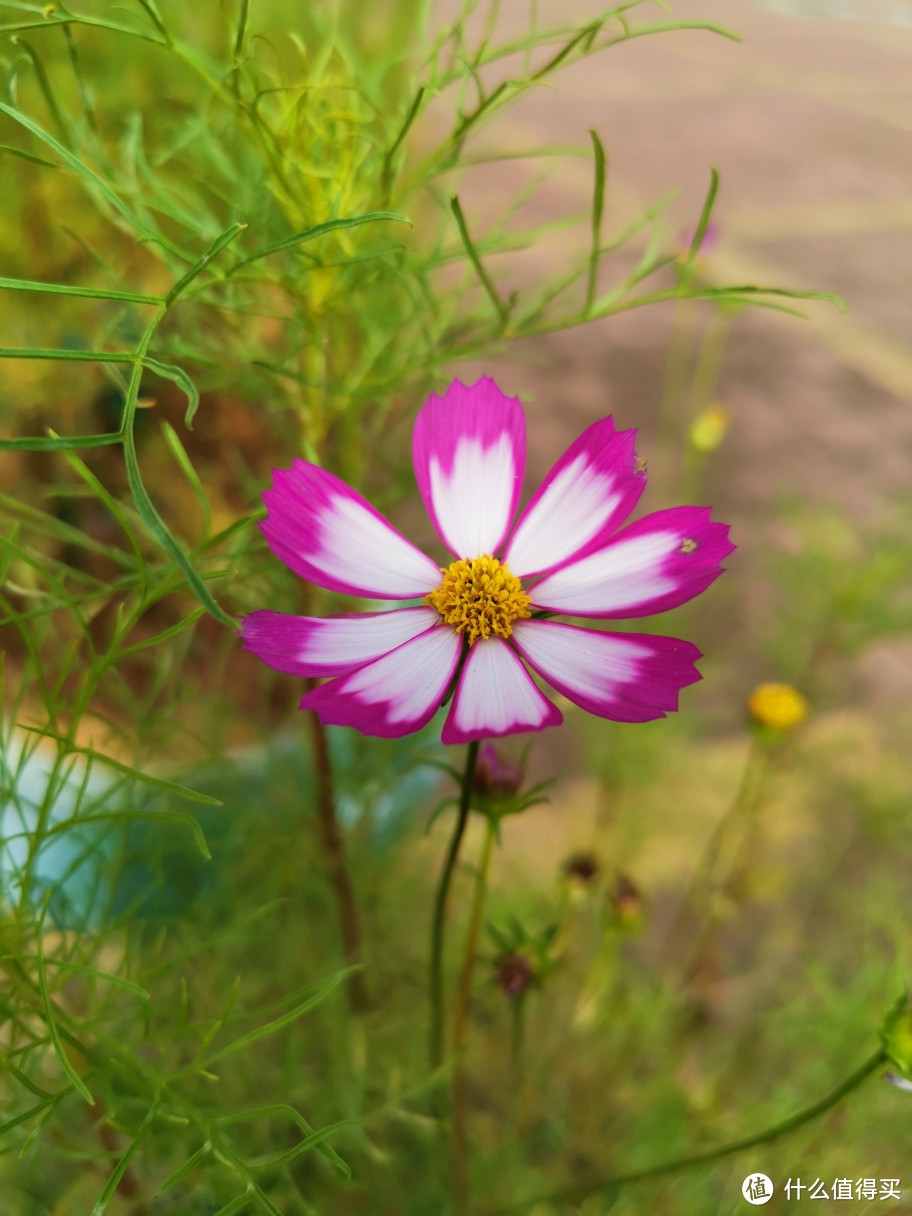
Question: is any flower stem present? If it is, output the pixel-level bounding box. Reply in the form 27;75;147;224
502;1048;887;1212
656;295;696;492
662;734;767;981
429;739;480;1069
303;688;369;1014
681;305;734;501
452;814;497;1210
510;993;526;1099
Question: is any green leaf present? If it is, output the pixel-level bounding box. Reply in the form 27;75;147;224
694;284;846;311
48;808;212;861
3;1060;55;1100
18;729;222;814
165;222;247;305
12;957;149;998
120;348;237;629
424;796;459;835
161;420;211;534
0;142;60;167
215;1106;352;1178
0;347;132;362
0;101;186;259
879;991;912;1073
12;35;70;140
0;1088;73;1136
680;165;719;283
585;128;607;313
0;276;162;304
229;211;411;272
156;1142;211;1194
450;194;507;325
198;970;350;1071
0;431;122;452
57;439;144;564
35;906;93;1104
142;357;200;427
91;1103;159;1216
209;1140;282;1216
210;1194;254;1216
382;86;426;197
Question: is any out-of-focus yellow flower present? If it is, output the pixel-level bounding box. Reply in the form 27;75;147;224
689;403;731;454
748;682;808;731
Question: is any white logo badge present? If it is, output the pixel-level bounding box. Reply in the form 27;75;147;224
742;1173;774;1205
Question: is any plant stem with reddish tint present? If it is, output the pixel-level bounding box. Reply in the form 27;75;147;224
429;739;480;1069
452;815;496;1212
303;680;368;1013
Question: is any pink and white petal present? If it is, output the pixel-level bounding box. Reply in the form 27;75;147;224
412;377;526;559
503;417;645;578
261;461;441;598
299;624;462;738
441;638;562;745
239;606;440;678
529;506;735;618
512;620;702;723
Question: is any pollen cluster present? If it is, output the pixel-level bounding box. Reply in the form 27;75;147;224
424;554;532;647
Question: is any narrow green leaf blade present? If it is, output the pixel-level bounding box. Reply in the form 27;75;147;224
0;276;162;304
143;357;200;427
231;211;411;270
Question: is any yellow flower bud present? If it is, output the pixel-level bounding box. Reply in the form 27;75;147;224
689;404;731;454
748;683;808;731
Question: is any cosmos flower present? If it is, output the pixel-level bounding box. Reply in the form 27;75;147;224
240;378;734;745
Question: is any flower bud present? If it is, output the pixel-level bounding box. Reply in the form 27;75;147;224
748;683;808;732
880;993;912;1075
689;403;731;454
495;951;535;998
474;743;523;798
608;874;643;928
563;850;600;887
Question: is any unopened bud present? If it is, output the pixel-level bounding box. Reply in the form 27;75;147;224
608;874;642;927
495;951;535;997
881;994;912;1075
689;403;731;454
563;850;600;887
474;743;523;798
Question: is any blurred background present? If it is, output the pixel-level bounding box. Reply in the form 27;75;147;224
1;0;912;1212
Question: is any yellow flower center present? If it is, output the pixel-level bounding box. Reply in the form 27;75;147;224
423;554;532;647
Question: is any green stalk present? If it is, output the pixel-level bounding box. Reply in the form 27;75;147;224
656;296;697;491
510;994;526;1100
303;686;369;1014
429;739;480;1069
662;734;766;980
681;305;735;500
503;1048;887;1212
452;815;497;1211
